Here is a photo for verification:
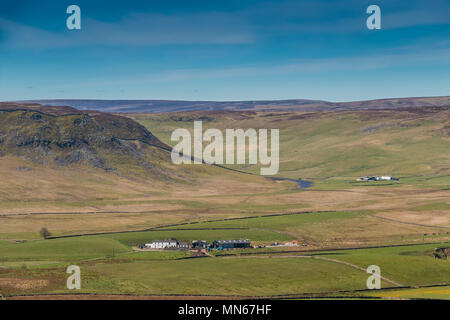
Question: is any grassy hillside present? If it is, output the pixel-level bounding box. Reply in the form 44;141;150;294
0;104;292;239
1;106;447;244
129;107;450;184
0;104;448;299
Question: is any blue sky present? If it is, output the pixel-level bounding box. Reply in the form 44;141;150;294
0;0;449;101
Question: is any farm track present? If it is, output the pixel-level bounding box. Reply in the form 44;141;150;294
313;256;404;287
213;253;404;287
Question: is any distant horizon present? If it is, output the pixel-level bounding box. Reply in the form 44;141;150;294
6;94;450;104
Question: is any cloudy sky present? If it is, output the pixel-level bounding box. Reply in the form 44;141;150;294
0;0;449;101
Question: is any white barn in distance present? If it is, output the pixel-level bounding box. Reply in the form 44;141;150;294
357;176;399;182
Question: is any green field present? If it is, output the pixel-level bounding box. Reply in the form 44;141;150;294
317;243;450;286
1;238;449;298
0;237;130;264
77;256;369;296
160;211;361;231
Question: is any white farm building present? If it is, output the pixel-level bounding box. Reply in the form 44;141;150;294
144;239;178;249
356;175;399;182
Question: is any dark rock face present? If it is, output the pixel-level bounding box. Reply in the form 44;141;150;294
0;103;169;172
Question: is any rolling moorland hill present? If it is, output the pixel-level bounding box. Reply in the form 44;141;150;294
129;105;450;183
1;102;448;184
0;103;182;180
0;102;283;206
17;96;450;113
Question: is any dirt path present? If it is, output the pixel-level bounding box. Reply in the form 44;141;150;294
314;256;404;287
215;253;404;287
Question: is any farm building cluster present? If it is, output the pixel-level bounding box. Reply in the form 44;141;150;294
356;176;399;182
139;239;251;251
138;238;304;251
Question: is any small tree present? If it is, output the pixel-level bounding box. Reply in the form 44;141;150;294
40;227;51;239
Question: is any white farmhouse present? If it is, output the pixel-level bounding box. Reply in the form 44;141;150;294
145;239;178;249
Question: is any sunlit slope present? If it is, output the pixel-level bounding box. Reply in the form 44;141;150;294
0;104;287;213
129;107;450;180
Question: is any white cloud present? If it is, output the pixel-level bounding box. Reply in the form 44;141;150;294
63;45;450;88
0;12;254;49
1;1;449;49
